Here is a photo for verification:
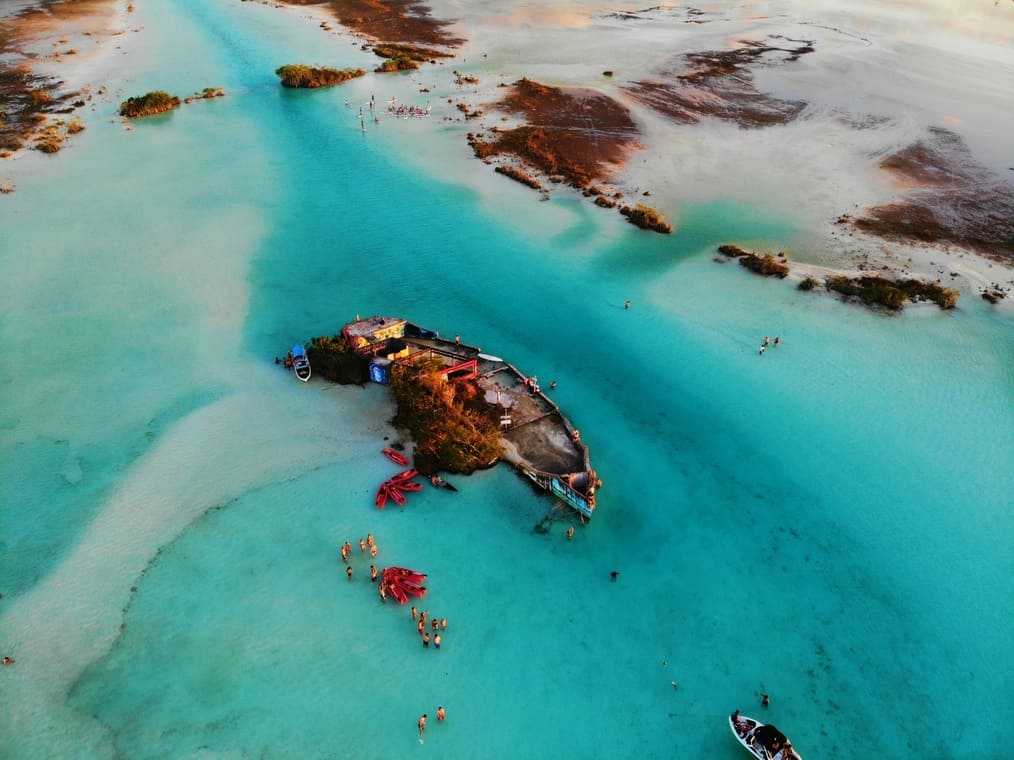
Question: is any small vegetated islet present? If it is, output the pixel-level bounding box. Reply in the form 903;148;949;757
275;65;366;88
825;275;958;310
373;44;449;63
718;244;790;277
619;204;673;234
118;91;180;118
719;244;957;310
375;55;419;73
184;87;226;103
495;165;542;189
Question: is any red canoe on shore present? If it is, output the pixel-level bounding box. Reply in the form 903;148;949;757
387;486;407;506
382;448;409;465
391;468;418;482
375;483;389;509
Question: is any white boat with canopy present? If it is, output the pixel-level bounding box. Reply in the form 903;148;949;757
729;711;801;760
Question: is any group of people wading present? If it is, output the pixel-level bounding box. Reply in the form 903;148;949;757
341;531;452;742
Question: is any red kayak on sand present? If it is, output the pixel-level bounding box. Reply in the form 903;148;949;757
382;448;409;465
391;468;419;482
388;487;406;506
375;483;389;509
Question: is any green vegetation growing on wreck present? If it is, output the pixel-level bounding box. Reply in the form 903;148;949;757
307;335;370;384
274;65;366;88
619;203;673;233
825;275;958;311
118;91;180;118
389;357;503;474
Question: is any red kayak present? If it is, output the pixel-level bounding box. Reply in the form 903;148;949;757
375;483;389;509
381;566;427;603
385;567;427;584
391;468;419;482
388;487;407;506
395;481;423;492
382;448;409;465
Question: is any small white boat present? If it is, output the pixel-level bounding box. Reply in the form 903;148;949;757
290;344;311;382
729;712;801;760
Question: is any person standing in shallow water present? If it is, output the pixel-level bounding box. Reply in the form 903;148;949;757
624;300;631;309
346;565;353;581
418;714;427;740
436;706;445;721
762;693;770;708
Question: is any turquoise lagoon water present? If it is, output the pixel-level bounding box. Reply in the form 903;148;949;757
1;1;1012;758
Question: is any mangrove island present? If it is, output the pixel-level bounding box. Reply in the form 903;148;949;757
275;65;366;88
118;91;180;118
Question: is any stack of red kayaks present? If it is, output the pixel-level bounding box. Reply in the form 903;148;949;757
375;466;422;508
381;566;427;604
